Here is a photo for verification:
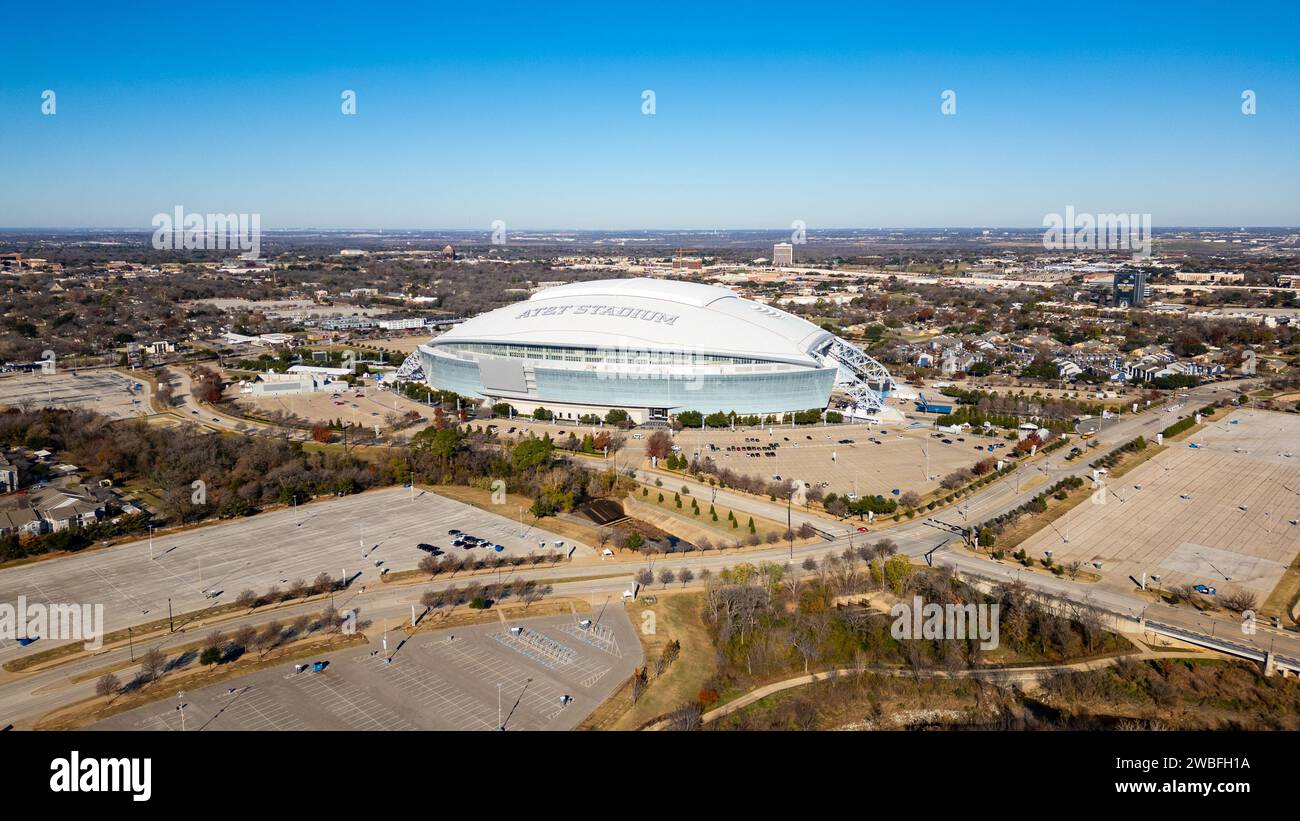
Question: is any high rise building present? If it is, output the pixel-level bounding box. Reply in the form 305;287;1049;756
1113;270;1149;307
773;242;794;267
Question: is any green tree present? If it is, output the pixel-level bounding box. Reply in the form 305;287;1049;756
511;437;554;471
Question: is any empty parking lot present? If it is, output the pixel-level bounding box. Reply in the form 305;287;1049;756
94;611;640;731
0;369;150;419
1017;409;1300;599
0;486;591;658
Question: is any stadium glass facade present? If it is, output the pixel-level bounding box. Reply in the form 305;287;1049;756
420;345;837;420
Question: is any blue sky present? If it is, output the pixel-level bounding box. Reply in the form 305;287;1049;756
1;1;1297;229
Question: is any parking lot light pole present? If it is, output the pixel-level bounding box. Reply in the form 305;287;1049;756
787;495;793;559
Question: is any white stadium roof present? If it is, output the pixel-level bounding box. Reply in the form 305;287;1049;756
429;278;834;367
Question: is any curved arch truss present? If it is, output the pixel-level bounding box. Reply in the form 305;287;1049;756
815;336;896;417
395;350;425;381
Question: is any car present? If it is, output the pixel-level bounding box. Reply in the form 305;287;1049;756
190;409;198;415
212;417;220;422
1192;584;1217;596
448;529;461;535
17;637;37;647
942;439;953;444
856;526;869;533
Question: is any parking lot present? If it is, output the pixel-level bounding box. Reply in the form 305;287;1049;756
0;486;592;658
669;422;992;499
0;369;150;419
1017;409;1300;599
230;381;434;440
501;414;988;499
93;611;640;731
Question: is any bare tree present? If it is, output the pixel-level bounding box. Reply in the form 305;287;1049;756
256;620;283;656
232;624;258;651
95;673;120;699
312;572;336;595
140;648;166;682
664;701;702;731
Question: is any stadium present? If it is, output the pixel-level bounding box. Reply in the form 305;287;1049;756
405;278;894;424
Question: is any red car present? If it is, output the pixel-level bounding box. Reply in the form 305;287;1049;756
856;526;869;533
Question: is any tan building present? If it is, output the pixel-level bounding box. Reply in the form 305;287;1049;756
1174;271;1244;285
773;242;794;267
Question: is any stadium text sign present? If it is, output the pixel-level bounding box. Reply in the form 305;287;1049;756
515;304;679;325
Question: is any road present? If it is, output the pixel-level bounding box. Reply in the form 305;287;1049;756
163;365;291;435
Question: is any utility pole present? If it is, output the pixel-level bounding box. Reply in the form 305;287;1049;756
787;494;794;559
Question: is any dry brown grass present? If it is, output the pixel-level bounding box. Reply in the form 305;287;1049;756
578;591;715;730
431;483;604;547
